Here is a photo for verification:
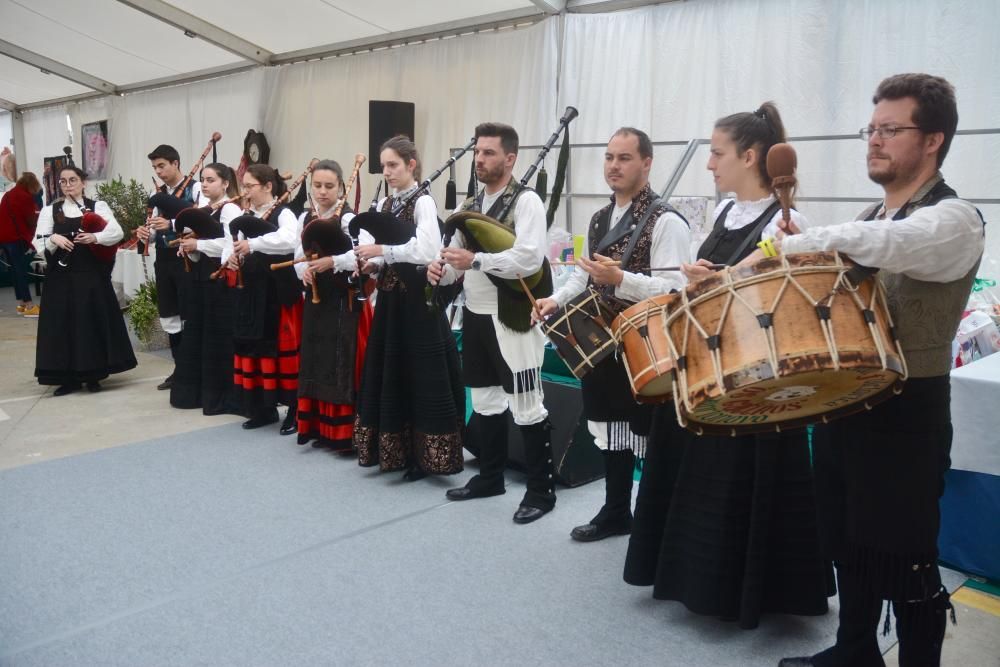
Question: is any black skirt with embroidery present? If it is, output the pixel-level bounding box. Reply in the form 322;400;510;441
353;272;464;475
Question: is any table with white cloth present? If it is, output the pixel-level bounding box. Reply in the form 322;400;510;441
938;351;1000;581
110;246;155;305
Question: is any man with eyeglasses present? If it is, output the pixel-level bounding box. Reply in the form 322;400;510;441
763;74;985;667
137;145;201;391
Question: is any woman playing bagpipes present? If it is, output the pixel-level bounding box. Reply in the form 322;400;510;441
221;164;302;432
351;136;465;480
293;158;374;449
169;163;244;415
33;165;136;395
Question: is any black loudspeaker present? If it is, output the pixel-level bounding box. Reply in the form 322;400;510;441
464;380;604;488
368;101;415;174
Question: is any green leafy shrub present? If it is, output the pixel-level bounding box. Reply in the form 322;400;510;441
127;280;159;346
95;177;148;239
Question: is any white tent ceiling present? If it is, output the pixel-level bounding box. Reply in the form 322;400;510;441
0;0;646;110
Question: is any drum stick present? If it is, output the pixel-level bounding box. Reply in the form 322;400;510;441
550;259;726;272
515;273;542;320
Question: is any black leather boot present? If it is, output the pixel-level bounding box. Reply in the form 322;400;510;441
446;412;508;500
895;587;953;667
158;332;182;390
513;419;556;523
571;449;634;542
279;406;297;436
779;568;886;667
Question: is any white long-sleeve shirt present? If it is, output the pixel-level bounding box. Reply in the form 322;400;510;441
551;206;691;307
781;198;984;283
379;193;441;266
33;199;122;255
293;208;371;280
191;202;242;259
221;203;298;264
149;180;202;243
443;186;548;315
712;195;810;242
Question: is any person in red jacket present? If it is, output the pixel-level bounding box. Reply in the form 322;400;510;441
0;172;42;316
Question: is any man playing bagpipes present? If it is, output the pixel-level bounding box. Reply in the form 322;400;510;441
429;122;556;525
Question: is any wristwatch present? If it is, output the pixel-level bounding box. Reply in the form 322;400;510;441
471;254;482;271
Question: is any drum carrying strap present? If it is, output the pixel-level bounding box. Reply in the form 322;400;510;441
723;200;781;266
596;195;668;275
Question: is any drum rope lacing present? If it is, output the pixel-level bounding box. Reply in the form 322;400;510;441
663;252;909;430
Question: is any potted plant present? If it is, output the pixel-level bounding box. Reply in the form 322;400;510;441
95;176;148;249
127;280;167;350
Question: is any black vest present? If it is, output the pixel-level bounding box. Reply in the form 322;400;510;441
697;199;782;265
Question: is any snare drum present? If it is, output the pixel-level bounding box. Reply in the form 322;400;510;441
541;287;617;380
611;293;677;403
665;252;907;436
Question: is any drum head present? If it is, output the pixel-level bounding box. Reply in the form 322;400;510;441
683;367;902;435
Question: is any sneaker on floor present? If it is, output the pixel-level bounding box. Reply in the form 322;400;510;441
22;304;40;318
16;304;26;314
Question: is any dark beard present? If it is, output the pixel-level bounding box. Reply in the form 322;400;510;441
476;163;506;187
868;166;895;185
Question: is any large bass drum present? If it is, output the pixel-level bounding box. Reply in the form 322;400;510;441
665;252;907;436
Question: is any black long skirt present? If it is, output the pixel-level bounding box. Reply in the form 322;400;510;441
353;281;464;475
624;406;835;629
170;261;241;415
35;252;137;385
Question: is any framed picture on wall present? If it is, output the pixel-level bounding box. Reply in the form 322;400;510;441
81;120;109;180
42;155;72;204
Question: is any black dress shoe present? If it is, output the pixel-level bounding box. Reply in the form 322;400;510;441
570;520;631;542
403;466;428;482
53;383;81;397
242;411;279;430
445;485;506;501
513;505;550;524
157;374;173;390
279;408;297;435
777;658;815;667
86;381;101;393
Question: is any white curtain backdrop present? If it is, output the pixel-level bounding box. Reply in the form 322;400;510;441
20;105;69;192
560;0;999;267
105;69;266;191
261;18;560;211
15;0;998;262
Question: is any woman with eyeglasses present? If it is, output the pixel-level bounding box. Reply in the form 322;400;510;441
624;103;833;630
169;162;243;415
221;164;302;433
33;166;137;396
